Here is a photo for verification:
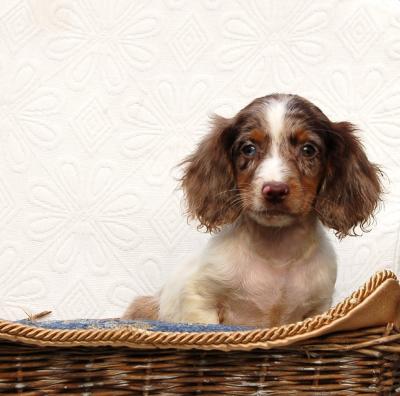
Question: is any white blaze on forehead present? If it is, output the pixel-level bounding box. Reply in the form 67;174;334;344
265;98;288;143
256;98;289;183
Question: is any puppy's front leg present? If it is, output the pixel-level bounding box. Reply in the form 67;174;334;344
180;292;219;324
159;258;224;324
179;279;220;324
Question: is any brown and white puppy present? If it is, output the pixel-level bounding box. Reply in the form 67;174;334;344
123;93;382;327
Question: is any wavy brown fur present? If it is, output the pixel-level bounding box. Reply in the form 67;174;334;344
180;115;240;232
315;121;383;238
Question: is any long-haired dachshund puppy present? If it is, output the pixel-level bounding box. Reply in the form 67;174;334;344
123;93;382;327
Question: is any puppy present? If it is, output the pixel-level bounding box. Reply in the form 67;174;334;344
123;93;382;327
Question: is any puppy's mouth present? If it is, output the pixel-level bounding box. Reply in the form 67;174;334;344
244;196;298;226
248;207;295;227
254;208;293;217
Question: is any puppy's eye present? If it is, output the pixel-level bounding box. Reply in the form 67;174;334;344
241;143;257;157
301;143;317;158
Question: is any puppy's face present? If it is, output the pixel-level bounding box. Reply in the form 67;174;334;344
231;96;326;227
181;93;382;237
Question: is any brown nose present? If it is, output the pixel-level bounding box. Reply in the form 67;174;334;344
262;182;290;203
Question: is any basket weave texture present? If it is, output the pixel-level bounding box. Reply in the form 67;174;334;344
0;270;400;395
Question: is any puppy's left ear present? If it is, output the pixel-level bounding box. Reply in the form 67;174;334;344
315;122;383;238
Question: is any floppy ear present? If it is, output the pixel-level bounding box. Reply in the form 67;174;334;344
180;115;239;232
315;122;383;238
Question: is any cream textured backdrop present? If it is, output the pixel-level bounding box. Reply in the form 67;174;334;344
0;0;399;320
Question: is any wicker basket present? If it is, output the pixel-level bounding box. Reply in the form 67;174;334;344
1;270;400;395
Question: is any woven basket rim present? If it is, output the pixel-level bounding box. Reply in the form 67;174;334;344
0;269;397;351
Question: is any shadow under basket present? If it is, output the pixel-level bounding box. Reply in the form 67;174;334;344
1;271;400;395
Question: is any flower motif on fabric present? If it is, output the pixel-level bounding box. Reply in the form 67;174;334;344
27;160;142;275
218;0;328;94
45;0;160;92
119;76;213;184
309;69;400;168
0;62;61;172
0;243;45;319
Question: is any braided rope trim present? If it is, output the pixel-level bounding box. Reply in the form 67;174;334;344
0;270;397;351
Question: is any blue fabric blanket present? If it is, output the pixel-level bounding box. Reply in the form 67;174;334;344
18;319;253;332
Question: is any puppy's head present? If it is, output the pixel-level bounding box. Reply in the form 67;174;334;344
181;94;382;237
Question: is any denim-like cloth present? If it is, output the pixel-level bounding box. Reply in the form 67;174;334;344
17;319;253;332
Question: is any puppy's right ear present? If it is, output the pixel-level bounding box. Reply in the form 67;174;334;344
181;115;239;232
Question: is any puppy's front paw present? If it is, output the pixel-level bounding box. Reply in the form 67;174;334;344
181;309;219;325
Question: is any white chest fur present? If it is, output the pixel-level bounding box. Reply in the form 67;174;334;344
159;218;337;327
206;221;336;326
